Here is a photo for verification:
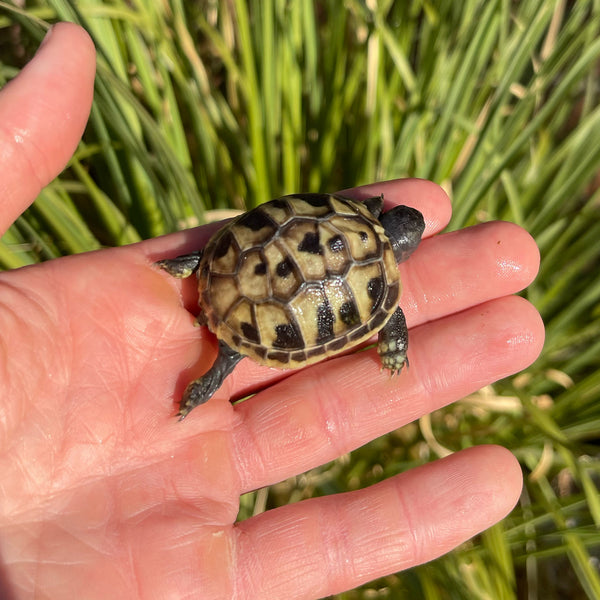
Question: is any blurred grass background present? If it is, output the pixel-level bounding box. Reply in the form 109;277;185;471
1;0;600;598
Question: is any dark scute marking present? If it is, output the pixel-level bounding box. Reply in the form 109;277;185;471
370;311;389;329
213;231;234;259
327;337;348;352
290;350;307;362
294;193;331;208
238;209;274;232
349;324;370;341
307;346;326;358
339;300;360;326
367;276;384;311
273;322;303;349
359;231;368;242
255;346;268;359
241;322;260;344
298;231;323;255
276;257;294;277
201;289;211;306
231;334;242;347
254;262;267;275
328;234;345;253
316;302;335;343
269;199;288;210
384;282;399;310
267;350;290;364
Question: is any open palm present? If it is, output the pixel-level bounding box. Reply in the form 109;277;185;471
0;24;544;599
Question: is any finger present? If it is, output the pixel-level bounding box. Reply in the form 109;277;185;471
342;177;452;236
233;295;544;491
0;23;96;235
146;178;452;259
143;178;452;312
233;445;522;599
401;219;540;326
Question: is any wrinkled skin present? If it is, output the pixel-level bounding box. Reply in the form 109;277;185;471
0;24;544;600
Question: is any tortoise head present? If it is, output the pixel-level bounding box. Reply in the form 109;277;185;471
379;205;425;264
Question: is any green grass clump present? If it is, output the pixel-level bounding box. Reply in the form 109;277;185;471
2;1;600;597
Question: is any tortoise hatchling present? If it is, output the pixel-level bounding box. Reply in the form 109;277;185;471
157;193;425;419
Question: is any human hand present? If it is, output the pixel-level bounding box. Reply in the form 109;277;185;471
0;23;544;599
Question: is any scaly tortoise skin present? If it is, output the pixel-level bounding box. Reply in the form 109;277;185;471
157;193;425;419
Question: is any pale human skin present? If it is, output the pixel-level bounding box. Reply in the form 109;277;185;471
0;23;544;600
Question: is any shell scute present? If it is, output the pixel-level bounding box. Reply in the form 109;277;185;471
328;215;381;261
238;250;270;300
211;231;239;274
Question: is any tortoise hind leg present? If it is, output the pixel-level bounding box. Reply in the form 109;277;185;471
178;341;244;419
377;306;409;375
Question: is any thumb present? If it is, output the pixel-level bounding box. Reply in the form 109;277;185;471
0;22;96;236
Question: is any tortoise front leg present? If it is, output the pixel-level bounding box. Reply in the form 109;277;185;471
155;251;203;278
156;251;208;327
178;341;244;419
377;306;409;375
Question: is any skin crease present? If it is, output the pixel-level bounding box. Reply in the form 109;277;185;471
0;23;545;600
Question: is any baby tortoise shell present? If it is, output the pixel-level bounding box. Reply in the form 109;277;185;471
202;194;401;366
157;193;425;419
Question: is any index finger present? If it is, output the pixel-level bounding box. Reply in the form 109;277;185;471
341;177;452;238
